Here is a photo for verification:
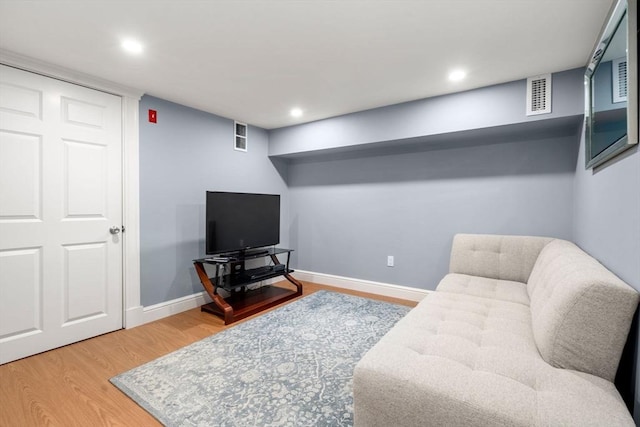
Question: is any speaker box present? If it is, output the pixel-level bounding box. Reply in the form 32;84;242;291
229;260;245;284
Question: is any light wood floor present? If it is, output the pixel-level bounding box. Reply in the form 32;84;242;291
0;282;416;426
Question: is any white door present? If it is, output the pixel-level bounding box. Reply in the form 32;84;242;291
0;65;123;364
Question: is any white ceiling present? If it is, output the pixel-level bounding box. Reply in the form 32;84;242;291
0;0;614;129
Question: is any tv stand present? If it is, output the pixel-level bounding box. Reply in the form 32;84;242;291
193;248;303;325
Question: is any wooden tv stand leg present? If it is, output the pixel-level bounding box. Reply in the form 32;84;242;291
193;261;233;324
270;253;303;293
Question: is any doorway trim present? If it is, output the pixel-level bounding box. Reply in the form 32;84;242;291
0;49;145;328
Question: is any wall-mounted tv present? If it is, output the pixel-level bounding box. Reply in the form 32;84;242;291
205;191;280;255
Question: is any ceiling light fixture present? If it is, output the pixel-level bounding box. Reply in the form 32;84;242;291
290;108;303;118
448;69;467;82
121;38;144;55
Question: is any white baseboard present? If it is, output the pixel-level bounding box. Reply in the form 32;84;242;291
137;291;213;326
293;270;429;302
124;272;427;329
124;279;280;329
124;305;144;328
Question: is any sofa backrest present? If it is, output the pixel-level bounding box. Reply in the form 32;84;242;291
449;234;553;283
528;239;639;381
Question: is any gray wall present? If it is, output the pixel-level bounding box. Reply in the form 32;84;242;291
573;136;640;289
287;135;578;290
139;96;289;306
275;69;584;290
137;70;585;305
573;129;640;419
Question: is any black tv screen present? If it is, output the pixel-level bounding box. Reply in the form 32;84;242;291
206;191;280;255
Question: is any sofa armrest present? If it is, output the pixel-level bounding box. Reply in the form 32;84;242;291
528;239;640;381
449;234;552;283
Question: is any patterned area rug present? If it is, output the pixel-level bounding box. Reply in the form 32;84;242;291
111;290;410;427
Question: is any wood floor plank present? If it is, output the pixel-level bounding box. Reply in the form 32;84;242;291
0;282;417;426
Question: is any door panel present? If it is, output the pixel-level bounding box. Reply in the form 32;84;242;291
0;64;123;364
64;139;107;218
0;248;42;340
0;131;41;220
63;242;108;324
62;97;106;129
0;82;42;119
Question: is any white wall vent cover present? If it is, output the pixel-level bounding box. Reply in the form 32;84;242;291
234;121;247;152
526;74;552;116
612;57;627;103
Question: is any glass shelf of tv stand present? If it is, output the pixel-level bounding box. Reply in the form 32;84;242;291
198;248;294;288
200;247;293;263
192;248;302;324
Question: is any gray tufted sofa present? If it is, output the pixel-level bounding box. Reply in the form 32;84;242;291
354;234;639;426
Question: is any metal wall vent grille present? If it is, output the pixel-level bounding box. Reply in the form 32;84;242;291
612;58;627;103
526;74;552;116
234;121;247;152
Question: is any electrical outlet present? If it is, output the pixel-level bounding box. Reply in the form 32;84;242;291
387;255;394;267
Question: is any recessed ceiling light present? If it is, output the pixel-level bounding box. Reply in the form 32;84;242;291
121;39;143;55
290;108;303;118
448;69;467;82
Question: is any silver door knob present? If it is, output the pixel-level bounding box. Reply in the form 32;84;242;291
109;226;121;235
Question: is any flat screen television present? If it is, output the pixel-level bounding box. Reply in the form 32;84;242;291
205;191;280;255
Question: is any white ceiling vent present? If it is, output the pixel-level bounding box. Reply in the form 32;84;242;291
612;57;627;103
526;74;552;116
234;121;247;152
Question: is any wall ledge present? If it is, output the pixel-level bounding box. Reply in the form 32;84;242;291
271;115;584;161
268;68;585;159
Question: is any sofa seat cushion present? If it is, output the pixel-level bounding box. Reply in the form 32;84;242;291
436;273;530;305
354;291;633;426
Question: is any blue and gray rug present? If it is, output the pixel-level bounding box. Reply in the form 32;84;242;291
111;290;410;426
